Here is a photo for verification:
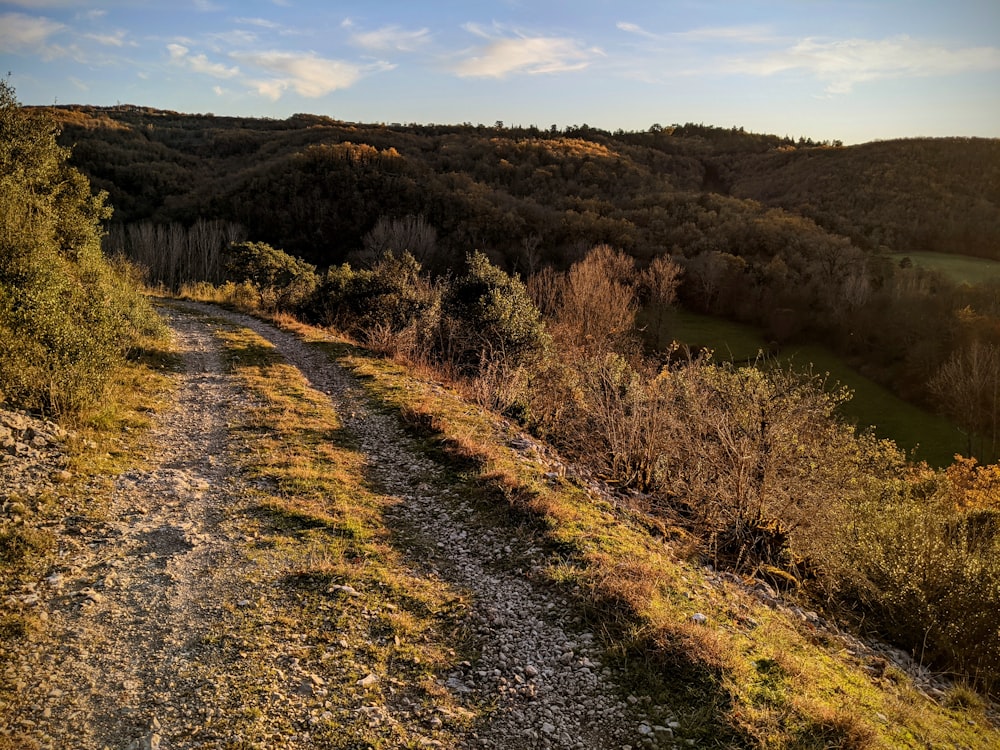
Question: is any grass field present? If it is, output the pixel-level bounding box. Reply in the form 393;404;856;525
888;251;1000;286
650;308;966;467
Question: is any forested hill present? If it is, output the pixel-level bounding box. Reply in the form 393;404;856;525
43;106;1000;269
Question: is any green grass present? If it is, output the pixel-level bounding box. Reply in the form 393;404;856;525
656;309;965;467
888;251;1000;286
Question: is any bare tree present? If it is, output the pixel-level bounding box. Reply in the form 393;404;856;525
640;254;683;348
360;214;438;268
929;340;1000;460
554;244;638;355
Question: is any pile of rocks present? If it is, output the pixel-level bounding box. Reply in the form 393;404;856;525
0;408;76;504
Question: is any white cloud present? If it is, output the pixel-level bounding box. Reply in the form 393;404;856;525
234;17;281;30
85;29;133;47
673;25;776;44
618;21;775;45
209;29;260;46
454;25;599;77
167;43;240;79
616;21;658;40
234;50;391;99
351;25;430;53
0;12;65;56
732;35;1000;94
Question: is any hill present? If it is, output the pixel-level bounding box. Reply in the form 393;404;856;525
42;105;1000;464
44;107;1000;265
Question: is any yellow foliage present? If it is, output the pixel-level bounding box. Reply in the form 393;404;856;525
945;455;1000;510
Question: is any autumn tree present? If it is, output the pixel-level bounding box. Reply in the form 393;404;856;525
552;244;639;355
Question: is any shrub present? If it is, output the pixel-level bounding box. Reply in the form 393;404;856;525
0;80;161;416
223;241;318;312
308;252;442;359
440;251;548;373
838;473;1000;691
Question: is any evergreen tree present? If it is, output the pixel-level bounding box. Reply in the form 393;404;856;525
0;80;159;415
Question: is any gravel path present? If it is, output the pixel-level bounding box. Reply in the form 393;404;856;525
1;302;681;749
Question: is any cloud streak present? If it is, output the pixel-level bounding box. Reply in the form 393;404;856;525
731;35;1000;94
167;43;240;79
233;50;392;99
351;25;431;53
454;24;600;77
0;12;65;57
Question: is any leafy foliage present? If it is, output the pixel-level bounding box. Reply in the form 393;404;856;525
441;251;548;372
0;82;160;415
307;251;441;355
223;240;318;312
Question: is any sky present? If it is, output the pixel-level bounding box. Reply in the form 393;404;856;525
1;0;998;145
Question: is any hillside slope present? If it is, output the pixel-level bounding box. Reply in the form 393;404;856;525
45;106;1000;267
3;301;996;749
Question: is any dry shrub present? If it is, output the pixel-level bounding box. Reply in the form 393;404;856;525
464;354;531;417
550;244;639;355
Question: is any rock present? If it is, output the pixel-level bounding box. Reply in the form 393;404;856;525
297;679;314;697
357;673;378;688
79;588;103;604
329;584;361;597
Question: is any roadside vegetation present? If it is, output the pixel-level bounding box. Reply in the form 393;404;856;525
182;236;1000;745
0;83;162;420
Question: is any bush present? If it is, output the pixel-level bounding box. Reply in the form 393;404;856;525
223;241;318;312
308;252;442;358
0;80;161;416
838;472;1000;691
440;251;548;373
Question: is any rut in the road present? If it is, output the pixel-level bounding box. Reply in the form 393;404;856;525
3;310;254;749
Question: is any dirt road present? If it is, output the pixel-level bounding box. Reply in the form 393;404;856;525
1;303;675;750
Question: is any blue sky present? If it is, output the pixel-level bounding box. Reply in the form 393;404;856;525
1;1;998;144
